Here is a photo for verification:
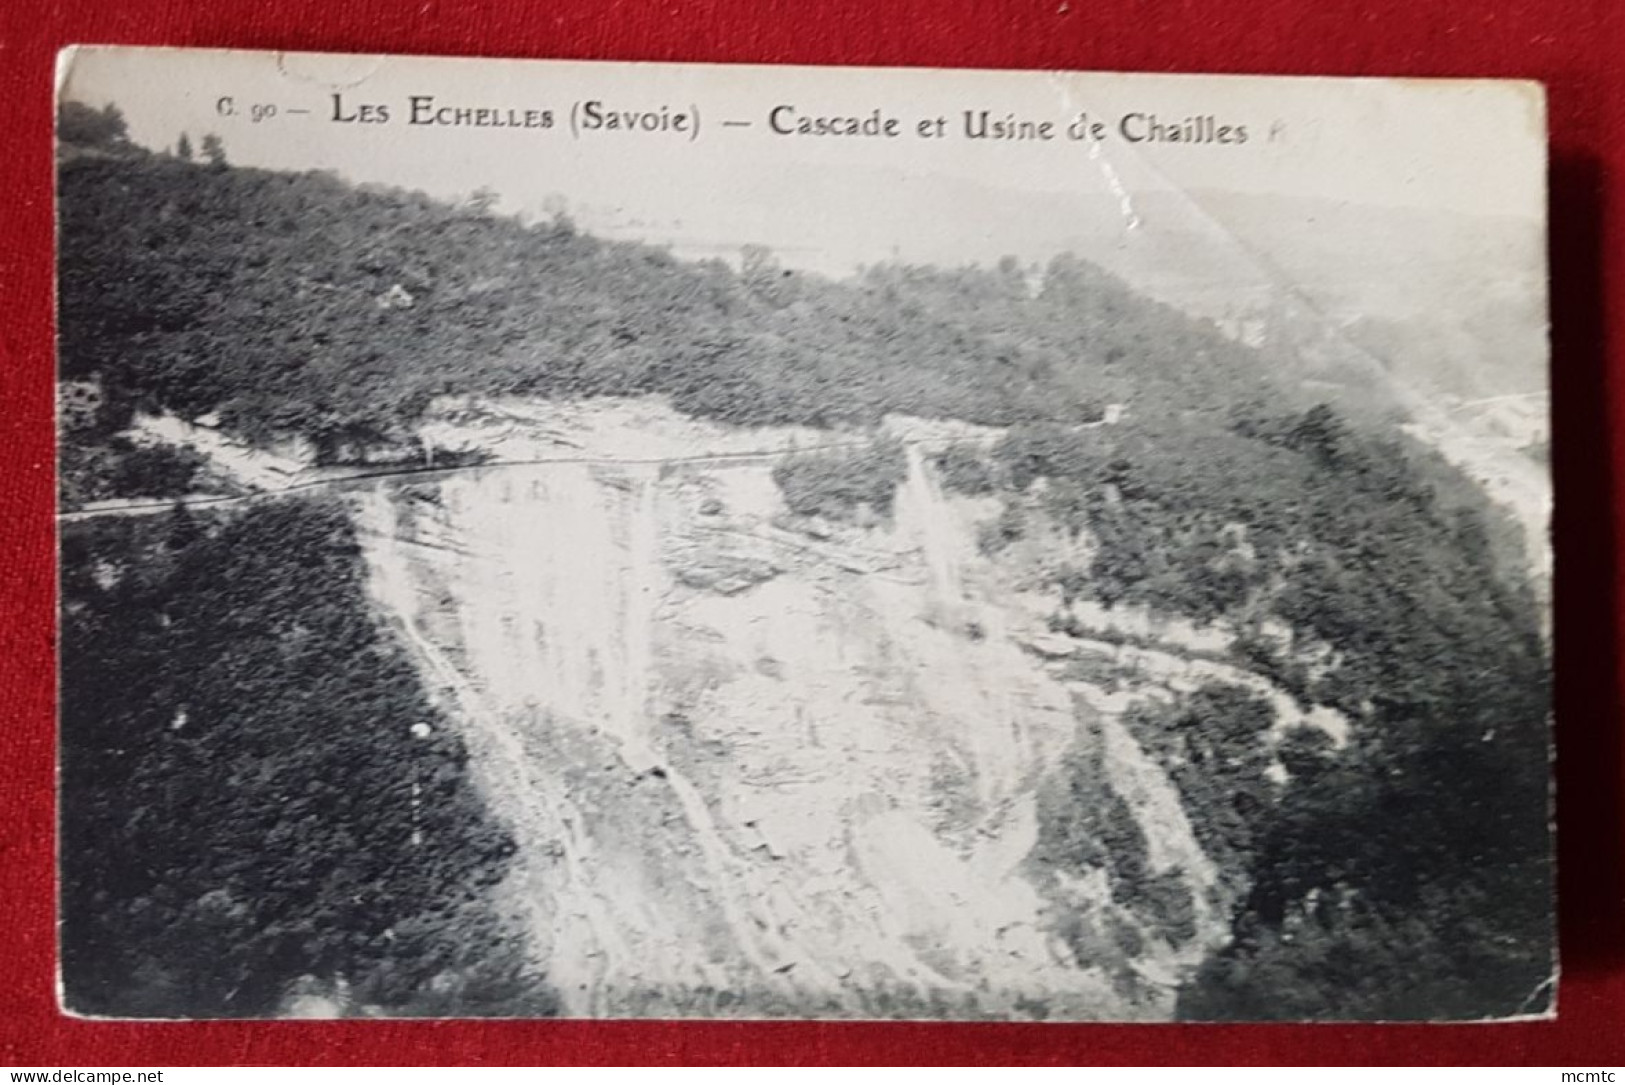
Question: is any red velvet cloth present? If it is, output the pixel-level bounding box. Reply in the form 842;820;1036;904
3;0;1621;1066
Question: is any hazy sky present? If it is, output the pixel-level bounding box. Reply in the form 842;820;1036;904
59;47;1546;277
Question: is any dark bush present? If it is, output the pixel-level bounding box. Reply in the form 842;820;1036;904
772;439;906;520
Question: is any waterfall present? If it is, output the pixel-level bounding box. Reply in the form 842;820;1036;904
901;444;964;604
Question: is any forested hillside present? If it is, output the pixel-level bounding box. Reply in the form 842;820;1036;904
60;501;549;1017
958;402;1552;1016
58;110;1552;1019
57;117;1333;475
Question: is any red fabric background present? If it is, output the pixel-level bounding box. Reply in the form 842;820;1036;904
2;0;1621;1066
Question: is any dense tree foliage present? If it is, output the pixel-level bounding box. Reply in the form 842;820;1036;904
59;436;207;507
60;500;550;1017
981;407;1551;1018
771;440;907;520
1120;685;1279;895
57;125;1320;456
1034;714;1200;996
57;102;133;151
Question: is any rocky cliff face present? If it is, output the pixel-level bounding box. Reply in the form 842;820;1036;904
350;398;1278;1019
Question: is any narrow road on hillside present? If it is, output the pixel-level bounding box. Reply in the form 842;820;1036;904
58;433;1001;523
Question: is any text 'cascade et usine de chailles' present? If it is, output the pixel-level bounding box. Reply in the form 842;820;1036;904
324;92;1250;144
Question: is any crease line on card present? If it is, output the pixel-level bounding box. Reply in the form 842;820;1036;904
1046;72;1142;230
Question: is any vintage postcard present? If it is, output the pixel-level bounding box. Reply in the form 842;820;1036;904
55;47;1553;1021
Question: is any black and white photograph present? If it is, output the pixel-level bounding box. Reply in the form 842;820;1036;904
56;48;1554;1022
